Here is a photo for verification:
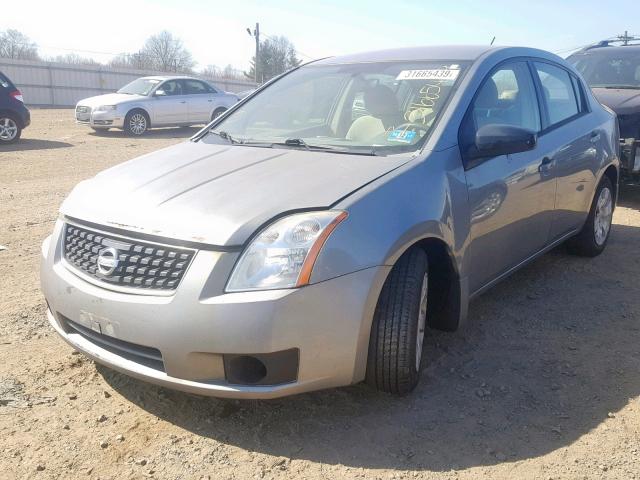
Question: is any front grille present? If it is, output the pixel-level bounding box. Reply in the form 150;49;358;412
62;316;165;372
63;223;195;292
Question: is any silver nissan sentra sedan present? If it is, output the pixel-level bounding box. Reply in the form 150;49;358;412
41;45;619;398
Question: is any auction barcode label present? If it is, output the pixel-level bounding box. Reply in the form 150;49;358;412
396;69;460;81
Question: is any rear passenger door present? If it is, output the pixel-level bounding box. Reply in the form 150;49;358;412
184;79;216;123
462;61;557;293
532;62;602;240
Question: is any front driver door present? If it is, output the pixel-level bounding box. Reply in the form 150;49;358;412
462;61;557;293
150;79;188;125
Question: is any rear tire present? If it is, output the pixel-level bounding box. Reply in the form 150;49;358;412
366;247;429;395
124;110;149;136
0;114;21;144
566;176;614;257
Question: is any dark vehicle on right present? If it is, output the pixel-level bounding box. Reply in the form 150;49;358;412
568;40;640;179
0;70;30;144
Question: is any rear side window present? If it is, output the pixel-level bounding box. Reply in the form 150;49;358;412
534;62;580;127
185;80;215;94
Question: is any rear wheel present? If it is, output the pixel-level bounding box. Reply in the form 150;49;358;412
566;176;614;257
0;115;21;144
366;247;429;395
124;110;149;136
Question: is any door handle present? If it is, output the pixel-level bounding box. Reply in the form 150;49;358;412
590;131;601;143
538;156;554;174
180;101;186;104
208;99;213;102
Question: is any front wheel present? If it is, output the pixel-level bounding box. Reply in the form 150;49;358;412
366;247;429;395
566;176;614;257
0;115;21;144
211;108;227;121
124;110;149;136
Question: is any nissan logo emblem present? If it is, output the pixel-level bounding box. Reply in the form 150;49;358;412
97;247;119;276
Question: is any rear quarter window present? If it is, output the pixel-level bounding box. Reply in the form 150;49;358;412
0;73;11;89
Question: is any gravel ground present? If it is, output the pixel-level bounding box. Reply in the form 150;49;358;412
1;109;640;480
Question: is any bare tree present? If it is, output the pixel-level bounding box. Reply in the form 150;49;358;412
0;29;39;60
201;64;245;80
49;53;99;66
139;31;195;73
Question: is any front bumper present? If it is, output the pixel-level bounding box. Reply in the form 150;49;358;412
41;220;388;399
75;106;124;129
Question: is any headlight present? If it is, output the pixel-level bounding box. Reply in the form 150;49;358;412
226;210;348;292
96;105;117;111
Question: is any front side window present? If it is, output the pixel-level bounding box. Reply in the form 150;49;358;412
459;61;540;161
117;78;161;96
570;53;640;89
158;80;183;96
208;61;469;155
534;62;580;127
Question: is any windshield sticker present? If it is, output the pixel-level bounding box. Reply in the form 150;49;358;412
396;69;460;81
388;129;417;143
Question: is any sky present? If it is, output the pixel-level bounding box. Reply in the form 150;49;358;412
2;0;638;72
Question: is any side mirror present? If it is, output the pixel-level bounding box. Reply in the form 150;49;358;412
473;124;537;158
154;89;166;97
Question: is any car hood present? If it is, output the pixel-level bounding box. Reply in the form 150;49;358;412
592;87;640;115
77;93;145;107
61;140;412;247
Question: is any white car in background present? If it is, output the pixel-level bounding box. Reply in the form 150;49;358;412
75;76;239;135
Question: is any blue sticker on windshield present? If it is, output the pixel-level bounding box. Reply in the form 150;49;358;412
388;129;416;143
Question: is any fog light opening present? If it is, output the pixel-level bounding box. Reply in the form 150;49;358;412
228;355;267;384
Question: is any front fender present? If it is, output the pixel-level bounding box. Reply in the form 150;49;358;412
311;147;470;284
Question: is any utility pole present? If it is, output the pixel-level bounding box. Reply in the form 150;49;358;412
246;23;260;84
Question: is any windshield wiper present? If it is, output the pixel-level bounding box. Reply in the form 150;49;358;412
209;130;240;144
266;138;379;156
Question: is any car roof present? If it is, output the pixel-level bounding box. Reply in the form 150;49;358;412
137;75;204;81
314;45;508;65
571;44;640;56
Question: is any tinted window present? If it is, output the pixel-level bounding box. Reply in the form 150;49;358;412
0;72;12;89
534;62;580;126
185;80;214;94
569;53;640;88
159;80;183;96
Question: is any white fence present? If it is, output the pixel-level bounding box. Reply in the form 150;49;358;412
0;58;257;107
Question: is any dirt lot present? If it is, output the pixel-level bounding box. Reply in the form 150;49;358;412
1;109;640;480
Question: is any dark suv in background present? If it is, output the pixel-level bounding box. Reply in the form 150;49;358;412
568;40;640;180
0;70;30;144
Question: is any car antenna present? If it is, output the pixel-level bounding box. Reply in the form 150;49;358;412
490;36;496;46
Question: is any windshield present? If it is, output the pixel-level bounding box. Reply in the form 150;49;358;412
117;78;161;95
569;52;640;89
209;61;469;154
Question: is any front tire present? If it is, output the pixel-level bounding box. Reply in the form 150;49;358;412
566;176;614;257
124;110;149;136
211;107;227;121
0;115;21;144
366;247;429;395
